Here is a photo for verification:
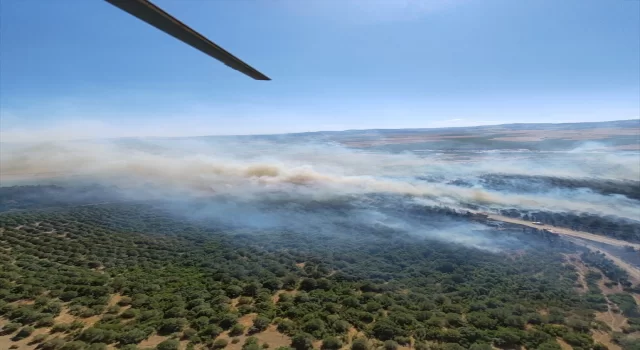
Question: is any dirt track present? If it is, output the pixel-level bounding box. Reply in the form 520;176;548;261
483;213;640;249
480;212;640;283
571;239;640;283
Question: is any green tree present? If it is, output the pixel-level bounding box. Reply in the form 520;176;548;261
282;276;298;290
1;322;21;334
220;313;238;329
61;341;88;350
469;343;492;350
383;340;398;350
59;291;78;302
30;334;49;344
372;319;403;341
158;318;186;335
252;316;271;333
119;328;148;345
230;324;245;336
321;336;343;350
36;316;55;327
537;341;562;350
291;333;314;350
13;326;35;340
493;328;522;348
302;319;325;338
213;339;229;349
41;337;66;350
299;279;317;291
156;339;180;350
199;324;223;338
351;338;369;350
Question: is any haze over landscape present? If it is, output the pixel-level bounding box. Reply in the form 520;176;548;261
1;0;639;350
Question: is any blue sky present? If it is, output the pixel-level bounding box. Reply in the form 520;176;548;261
1;0;639;140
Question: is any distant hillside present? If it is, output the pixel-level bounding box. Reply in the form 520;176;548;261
290;119;640;137
132;119;639;152
300;119;640;151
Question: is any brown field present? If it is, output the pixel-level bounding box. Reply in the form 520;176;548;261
556;337;573;350
595;309;628;333
217;324;291;350
53;307;75;324
598;277;624;296
138;334;171;348
592;330;623;350
338;126;640;148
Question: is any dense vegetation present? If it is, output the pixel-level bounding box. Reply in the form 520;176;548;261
479;175;640;202
0;185;120;212
0;186;639;349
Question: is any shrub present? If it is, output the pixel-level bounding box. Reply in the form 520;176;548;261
351;338;369;350
321;336;343;350
213;338;229;349
244;336;259;347
156;339;180;350
30;333;49;344
183;328;197;340
383;340;398;350
59;291;78;302
230;323;245;336
118;345;139;350
69;320;85;330
36;316;55;327
119;328;147;345
1;322;21;334
121;308;138;319
118;296;132;306
51;323;71;333
158;318;186;335
251;316;271;333
12;326;35;340
106;305;120;314
60;341;88;350
414;342;429;350
41;337;66;350
291;333;314;350
198;324;222;338
219;313;238;329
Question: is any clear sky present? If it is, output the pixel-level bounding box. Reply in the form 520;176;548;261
1;0;639;140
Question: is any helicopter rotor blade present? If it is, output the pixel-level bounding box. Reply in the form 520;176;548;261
105;0;271;80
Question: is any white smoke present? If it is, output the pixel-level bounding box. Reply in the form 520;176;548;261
1;137;638;221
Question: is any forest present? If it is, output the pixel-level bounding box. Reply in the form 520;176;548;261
1;187;640;350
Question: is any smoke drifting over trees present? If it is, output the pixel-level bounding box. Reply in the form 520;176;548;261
1;134;638;251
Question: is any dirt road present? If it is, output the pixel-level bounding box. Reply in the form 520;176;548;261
569;239;640;284
481;213;640;250
477;212;640;283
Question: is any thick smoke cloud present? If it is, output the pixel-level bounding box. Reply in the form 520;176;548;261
1;137;638;249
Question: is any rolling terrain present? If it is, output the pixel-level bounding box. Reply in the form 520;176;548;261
0;119;639;350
